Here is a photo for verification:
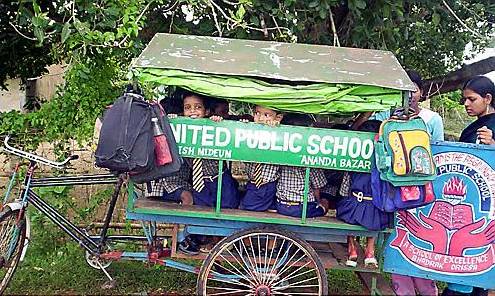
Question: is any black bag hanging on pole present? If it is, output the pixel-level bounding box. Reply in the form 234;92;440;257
95;91;181;183
95;92;154;174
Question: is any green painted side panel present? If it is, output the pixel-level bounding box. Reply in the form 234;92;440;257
170;117;375;173
129;206;375;232
133;33;415;91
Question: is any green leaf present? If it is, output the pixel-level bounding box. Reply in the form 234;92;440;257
319;8;327;20
235;5;246;21
249;15;259;26
32;1;42;15
33;27;45;44
308;0;319;8
354;0;366;9
432;12;440;26
53;186;67;194
61;23;71;44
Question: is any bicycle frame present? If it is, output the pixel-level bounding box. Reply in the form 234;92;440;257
12;160;124;256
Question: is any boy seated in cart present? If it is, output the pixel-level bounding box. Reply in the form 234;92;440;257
148;91;241;254
275;114;329;218
180;91;240;209
145;167;193;205
239;105;283;212
145;92;242;208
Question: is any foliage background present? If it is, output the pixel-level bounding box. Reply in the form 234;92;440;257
0;1;492;293
0;0;493;148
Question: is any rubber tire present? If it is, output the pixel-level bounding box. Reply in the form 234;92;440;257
197;226;328;296
0;208;27;295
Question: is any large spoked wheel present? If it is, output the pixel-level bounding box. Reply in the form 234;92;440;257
0;208;27;294
197;227;328;296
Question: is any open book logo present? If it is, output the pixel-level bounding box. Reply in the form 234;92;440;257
442;176;466;205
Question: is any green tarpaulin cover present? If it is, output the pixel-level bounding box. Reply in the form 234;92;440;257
138;68;402;114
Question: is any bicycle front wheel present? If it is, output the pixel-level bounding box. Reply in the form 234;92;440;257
0;208;27;294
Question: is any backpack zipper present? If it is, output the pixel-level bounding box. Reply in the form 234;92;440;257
397;132;411;174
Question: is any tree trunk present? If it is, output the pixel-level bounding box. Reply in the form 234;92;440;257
423;56;495;98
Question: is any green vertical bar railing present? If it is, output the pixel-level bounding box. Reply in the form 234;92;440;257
301;167;310;224
127;180;136;211
215;160;224;215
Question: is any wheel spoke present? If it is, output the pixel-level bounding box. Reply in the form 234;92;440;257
206;271;253;290
0;210;26;295
271;261;313;287
266;239;289;281
261;234;269;285
272;276;319;291
256;235;263;283
272;291;321;295
247;235;262;283
264;235;278;286
206;285;253;295
237;236;260;285
267;245;305;286
0;219;15;252
213;258;255;288
230;242;260;285
201;230;326;296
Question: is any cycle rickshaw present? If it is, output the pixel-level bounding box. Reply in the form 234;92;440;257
0;33;418;295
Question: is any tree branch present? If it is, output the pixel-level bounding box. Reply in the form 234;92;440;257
208;0;223;36
208;0;290;33
9;22;37;41
117;0;154;47
442;0;484;38
329;8;340;47
424;56;495;97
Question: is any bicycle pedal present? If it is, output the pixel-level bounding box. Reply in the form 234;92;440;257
101;279;117;290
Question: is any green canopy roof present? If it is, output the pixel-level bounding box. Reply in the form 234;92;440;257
133;33;415;91
138;68;403;114
134;34;413;114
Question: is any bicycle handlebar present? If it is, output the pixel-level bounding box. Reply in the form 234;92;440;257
2;135;79;169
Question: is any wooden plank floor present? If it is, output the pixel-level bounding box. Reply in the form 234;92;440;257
133;197;372;231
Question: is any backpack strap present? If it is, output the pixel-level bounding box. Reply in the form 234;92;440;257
118;94;133;151
119;93;146;150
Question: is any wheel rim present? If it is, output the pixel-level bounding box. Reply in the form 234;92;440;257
203;232;325;296
0;211;24;291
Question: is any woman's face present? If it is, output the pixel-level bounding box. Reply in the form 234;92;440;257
462;88;492;117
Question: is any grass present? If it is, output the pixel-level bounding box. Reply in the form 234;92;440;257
7;243;198;295
5;224;371;295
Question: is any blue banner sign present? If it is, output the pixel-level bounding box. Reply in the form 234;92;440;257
384;141;495;289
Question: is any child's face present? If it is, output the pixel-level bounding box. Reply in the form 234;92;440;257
254;106;282;124
183;95;207;119
214;103;229;118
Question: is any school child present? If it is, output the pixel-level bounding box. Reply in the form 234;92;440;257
173;92;240;254
144;165;193;206
336;120;392;268
209;97;254;122
179;91;240;208
275;114;329;218
314;123;349;209
239;105;283;211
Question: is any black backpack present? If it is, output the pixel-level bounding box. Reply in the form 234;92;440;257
95;92;181;183
130;103;182;184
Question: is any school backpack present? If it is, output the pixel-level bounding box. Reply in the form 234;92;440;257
374;117;436;186
95;92;181;183
370;163;436;212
